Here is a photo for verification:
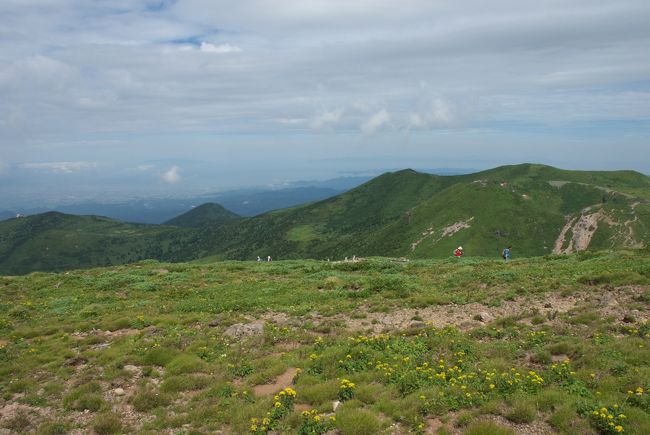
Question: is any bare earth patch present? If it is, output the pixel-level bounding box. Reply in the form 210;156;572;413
337;286;648;334
253;367;298;396
0;402;55;432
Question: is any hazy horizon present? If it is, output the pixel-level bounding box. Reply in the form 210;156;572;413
2;1;649;206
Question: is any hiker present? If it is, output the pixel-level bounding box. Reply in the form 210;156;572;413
502;246;511;262
454;246;463;257
256;256;261;262
267;255;272;262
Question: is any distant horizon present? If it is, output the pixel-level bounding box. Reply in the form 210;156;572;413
1;161;648;213
2;1;649;211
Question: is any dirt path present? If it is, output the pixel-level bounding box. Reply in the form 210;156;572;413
253;367;299;396
410;218;474;251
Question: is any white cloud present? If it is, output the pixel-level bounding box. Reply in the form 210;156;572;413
361;109;390;134
310;109;344;130
18;161;96;174
162;165;182;184
135;164;154;171
408;99;455;129
1;0;650;192
199;42;241;54
277;117;306;125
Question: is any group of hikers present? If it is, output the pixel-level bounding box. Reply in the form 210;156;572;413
454;245;511;261
256;247;511;263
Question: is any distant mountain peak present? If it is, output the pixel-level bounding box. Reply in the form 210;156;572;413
164;202;240;228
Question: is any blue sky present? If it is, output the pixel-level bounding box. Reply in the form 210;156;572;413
1;0;649;205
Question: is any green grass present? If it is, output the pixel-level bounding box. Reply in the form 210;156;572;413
0;251;649;433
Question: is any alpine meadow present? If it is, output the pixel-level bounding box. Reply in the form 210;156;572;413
1;164;650;434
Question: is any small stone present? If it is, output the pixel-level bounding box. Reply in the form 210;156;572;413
477;312;492;323
114;388;125;396
409;320;426;329
208;314;225;327
544;303;552;309
332;400;341;412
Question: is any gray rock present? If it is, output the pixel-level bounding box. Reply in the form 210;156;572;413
409;320;426;329
123;365;141;375
477;312;492;322
113;388;125;396
224;322;264;339
332;400;341;412
599;293;619;307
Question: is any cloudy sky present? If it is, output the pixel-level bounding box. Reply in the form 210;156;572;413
1;0;649;205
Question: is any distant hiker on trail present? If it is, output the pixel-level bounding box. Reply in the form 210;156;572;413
257;256;261;262
502;246;511;262
267;255;272;262
454;246;463;257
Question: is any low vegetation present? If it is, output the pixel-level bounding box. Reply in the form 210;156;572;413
0;250;649;433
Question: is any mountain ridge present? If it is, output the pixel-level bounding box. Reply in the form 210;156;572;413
1;163;649;274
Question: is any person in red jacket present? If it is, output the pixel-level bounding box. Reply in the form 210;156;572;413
454;246;463;257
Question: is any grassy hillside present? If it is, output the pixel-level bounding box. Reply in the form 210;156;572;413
0;252;649;433
1;164;649;274
0;213;196;275
164;203;241;228
190;164;650;261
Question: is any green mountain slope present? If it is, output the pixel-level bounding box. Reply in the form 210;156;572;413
185;164;650;261
1;164;649;274
164;203;241;228
0;212;196;275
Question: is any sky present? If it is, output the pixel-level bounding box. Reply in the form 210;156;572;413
1;0;650;206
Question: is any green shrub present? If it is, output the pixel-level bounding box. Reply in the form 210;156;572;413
63;382;104;411
296;378;339;407
505;400;536;423
166;354;209;375
160;375;210;393
130;387;170;412
142;348;179;366
8;305;30;319
336;408;381;435
366;274;408;295
547;404;592;434
36;421;68;435
92;412;123;435
463;420;515;435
